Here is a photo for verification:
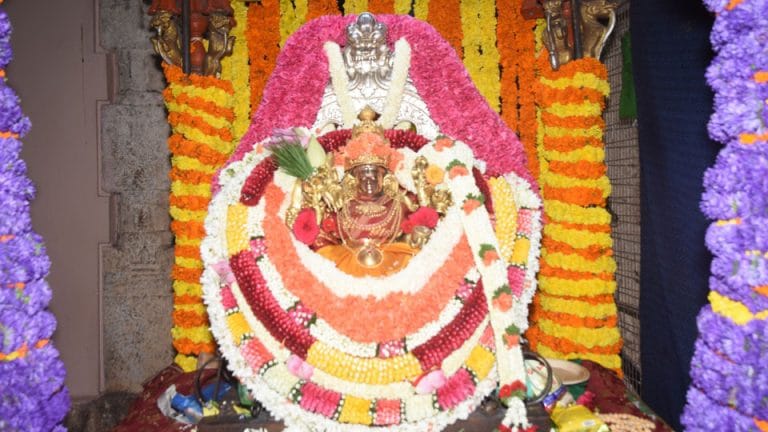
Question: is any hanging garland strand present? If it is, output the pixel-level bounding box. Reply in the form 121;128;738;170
427;0;462;57
460;0;501;112
525;55;623;373
164;64;236;371
247;0;281;117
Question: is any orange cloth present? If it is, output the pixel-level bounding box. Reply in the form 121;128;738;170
317;242;417;277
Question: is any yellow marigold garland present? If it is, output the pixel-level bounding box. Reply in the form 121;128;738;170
394;0;412;14
460;0;500;111
279;0;308;47
344;0;371;14
164;63;236;370
413;0;429;20
221;0;251;140
525;55;623;374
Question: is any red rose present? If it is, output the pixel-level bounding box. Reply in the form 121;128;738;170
321;216;337;234
293;208;319;245
401;218;415;234
409;207;439;229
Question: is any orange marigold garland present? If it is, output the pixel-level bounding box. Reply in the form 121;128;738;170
247;0;281;117
306;0;341;20
497;0;519;132
525;55;623;374
498;0;539;180
163;63;236;370
367;0;394;14
427;0;462;57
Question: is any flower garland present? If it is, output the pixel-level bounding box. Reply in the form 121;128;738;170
525;55;623;373
164;63;236;370
202;128;541;431
426;0;462;57
246;0;280;117
279;0;308;47
306;0;340;21
231;15;535;188
343;0;370;14
460;0;500;112
497;2;539;179
0;7;70;429
220;0;250;140
682;0;768;429
368;0;394;14
412;0;429;20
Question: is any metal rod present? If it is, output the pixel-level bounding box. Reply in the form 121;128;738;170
182;0;191;74
571;0;583;59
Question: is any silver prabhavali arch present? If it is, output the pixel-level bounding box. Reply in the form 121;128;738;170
312;13;441;139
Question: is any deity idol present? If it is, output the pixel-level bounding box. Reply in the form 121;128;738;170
285;107;450;277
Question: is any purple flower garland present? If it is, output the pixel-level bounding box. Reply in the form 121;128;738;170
682;0;768;430
0;7;69;431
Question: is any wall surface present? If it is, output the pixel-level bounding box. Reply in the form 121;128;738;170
5;0;109;398
99;0;175;392
6;0;175;397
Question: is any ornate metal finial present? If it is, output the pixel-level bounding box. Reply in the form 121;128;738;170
538;0;617;71
148;0;235;76
342;13;394;90
351;106;385;138
204;12;235;77
580;0;616;59
149;4;183;68
541;0;572;70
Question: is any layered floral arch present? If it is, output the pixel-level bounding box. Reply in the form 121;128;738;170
203;125;542;429
163;0;622;385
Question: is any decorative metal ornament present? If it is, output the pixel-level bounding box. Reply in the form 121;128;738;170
342;13;394;90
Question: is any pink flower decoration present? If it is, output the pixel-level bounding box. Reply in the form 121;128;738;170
400;218;415;234
374;399;402;426
240;338;273;371
220;286;237;310
378;339;406;358
456;280;474;301
436;368;475;409
250;237;267;257
299;382;341;418
292;208;319;245
517;209;534;236
213;260;236;285
287;354;314;380
217;15;539;196
409;206;439;229
414;369;447;394
508;266;526;297
288;302;315;328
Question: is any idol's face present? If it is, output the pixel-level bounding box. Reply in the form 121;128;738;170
352;164;386;198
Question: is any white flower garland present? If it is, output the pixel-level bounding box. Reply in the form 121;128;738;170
379;39;411;129
201;133;542;431
324;41;357;128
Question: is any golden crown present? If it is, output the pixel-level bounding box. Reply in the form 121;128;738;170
344;107;392;170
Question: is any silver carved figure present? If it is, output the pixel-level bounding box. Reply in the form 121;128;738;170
342;12;394;90
580;0;617;59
